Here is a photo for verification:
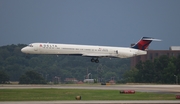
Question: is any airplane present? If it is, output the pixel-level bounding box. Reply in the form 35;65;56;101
21;37;161;63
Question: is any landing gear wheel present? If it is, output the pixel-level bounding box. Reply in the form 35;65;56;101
91;58;99;63
95;59;99;63
91;58;95;62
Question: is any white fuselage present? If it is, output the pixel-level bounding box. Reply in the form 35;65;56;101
21;43;147;58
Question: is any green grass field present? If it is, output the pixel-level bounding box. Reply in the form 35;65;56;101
0;89;176;101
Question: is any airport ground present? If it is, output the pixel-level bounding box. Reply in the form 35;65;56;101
0;84;180;104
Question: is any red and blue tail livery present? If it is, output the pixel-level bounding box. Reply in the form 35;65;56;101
131;37;161;50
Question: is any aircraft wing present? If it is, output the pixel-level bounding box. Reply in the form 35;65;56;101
82;53;114;58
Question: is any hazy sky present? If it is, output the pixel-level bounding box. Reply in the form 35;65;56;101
1;0;180;49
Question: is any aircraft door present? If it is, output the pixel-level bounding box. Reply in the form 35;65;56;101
116;50;118;54
113;50;119;57
34;45;38;51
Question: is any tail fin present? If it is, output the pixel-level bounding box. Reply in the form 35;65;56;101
131;37;161;50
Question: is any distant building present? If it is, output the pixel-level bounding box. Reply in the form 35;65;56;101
84;79;94;83
109;80;115;84
131;46;180;68
169;46;180;50
64;78;78;83
77;81;83;84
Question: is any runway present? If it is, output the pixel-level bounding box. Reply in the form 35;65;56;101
0;84;180;104
0;84;180;93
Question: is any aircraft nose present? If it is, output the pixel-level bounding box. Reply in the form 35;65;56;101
21;47;28;53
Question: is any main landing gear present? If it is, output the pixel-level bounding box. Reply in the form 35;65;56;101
91;58;99;63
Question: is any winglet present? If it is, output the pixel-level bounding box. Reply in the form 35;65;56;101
131;37;161;50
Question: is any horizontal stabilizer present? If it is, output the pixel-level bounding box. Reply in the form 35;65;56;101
141;37;161;41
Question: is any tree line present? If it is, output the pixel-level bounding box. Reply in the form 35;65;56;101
124;55;180;84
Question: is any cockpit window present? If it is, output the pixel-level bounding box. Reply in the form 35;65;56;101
28;44;33;47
